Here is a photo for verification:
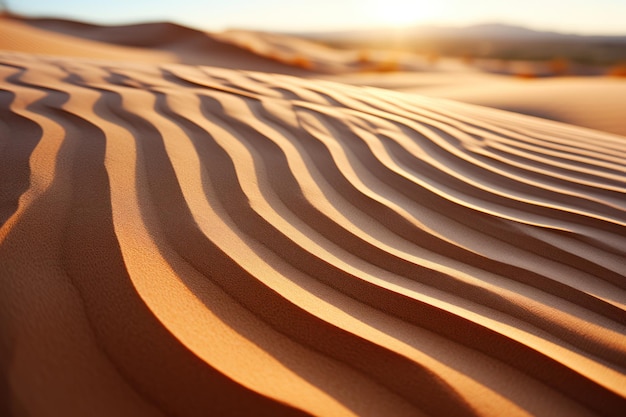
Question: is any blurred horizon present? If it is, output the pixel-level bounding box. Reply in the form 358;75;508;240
4;0;626;36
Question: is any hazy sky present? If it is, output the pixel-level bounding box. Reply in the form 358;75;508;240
7;0;626;35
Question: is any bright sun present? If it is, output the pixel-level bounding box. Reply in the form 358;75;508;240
368;0;437;26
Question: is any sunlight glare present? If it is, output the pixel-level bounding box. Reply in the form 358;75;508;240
367;0;438;27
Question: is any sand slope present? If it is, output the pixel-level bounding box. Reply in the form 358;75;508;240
402;76;626;138
1;50;625;416
325;72;626;138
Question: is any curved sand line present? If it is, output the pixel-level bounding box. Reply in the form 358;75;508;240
1;52;625;417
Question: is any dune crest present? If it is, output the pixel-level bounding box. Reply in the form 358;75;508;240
1;51;625;416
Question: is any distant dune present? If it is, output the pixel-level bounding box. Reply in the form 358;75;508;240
1;15;626;417
0;15;314;73
0;15;175;62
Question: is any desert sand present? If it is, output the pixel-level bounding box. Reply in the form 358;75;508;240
1;15;625;417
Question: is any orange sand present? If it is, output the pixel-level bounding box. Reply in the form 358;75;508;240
1;15;625;417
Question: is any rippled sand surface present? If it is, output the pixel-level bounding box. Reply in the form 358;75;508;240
1;33;625;417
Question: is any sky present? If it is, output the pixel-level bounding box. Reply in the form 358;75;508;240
6;0;626;35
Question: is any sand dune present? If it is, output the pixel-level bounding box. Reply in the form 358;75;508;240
0;15;312;74
1;49;625;416
0;16;175;63
2;14;626;417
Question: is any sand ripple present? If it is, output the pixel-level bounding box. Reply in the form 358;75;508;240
1;52;625;417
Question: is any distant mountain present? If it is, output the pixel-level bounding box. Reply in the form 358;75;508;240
298;23;626;43
410;23;568;40
412;23;626;41
296;23;626;66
